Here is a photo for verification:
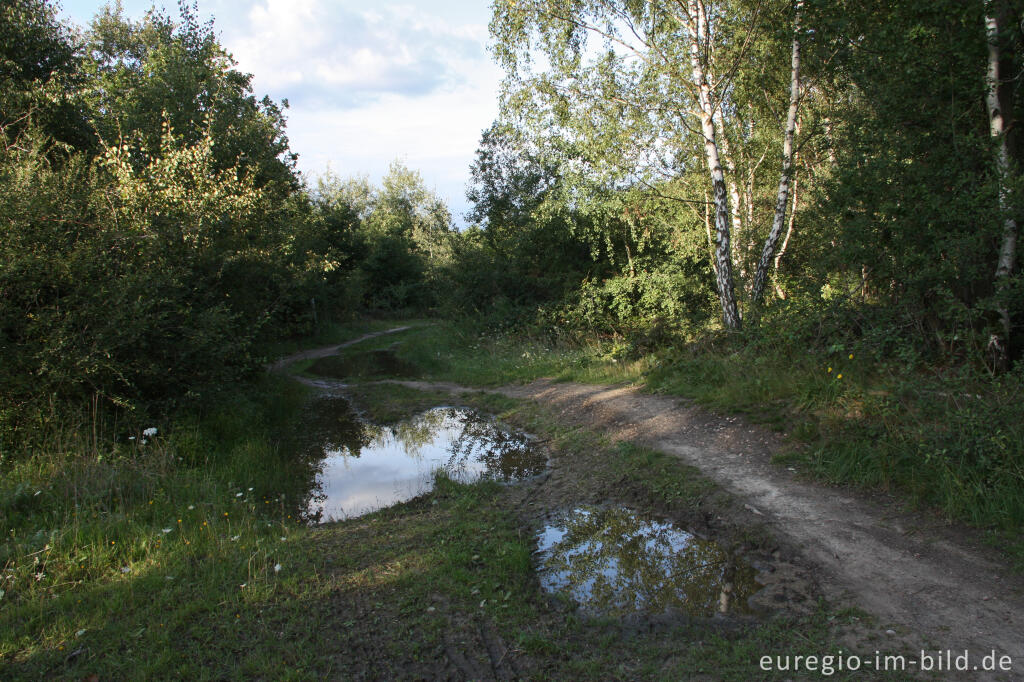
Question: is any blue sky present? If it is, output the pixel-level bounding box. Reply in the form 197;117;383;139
57;0;503;224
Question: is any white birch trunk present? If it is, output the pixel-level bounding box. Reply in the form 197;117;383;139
985;4;1018;365
773;170;798;300
689;0;741;329
714;108;746;275
751;0;802;305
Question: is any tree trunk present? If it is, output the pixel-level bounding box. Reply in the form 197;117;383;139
773;168;798;300
688;0;741;330
714;108;746;277
751;0;803;305
985;2;1018;368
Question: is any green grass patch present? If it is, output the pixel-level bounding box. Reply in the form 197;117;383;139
643;336;1024;560
0;375;318;679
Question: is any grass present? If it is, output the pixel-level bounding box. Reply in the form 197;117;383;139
0;374;320;678
4;320;1004;677
3;324;880;679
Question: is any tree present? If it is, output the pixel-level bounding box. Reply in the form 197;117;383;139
490;0;811;330
0;0;88;149
82;2;296;191
750;0;803;305
984;0;1020;367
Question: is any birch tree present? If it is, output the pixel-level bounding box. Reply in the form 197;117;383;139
985;0;1019;367
750;0;803;305
490;0;769;329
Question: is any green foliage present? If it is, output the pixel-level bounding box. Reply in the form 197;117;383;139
81;2;297;191
0;3;343;438
312;161;455;313
0;0;88;148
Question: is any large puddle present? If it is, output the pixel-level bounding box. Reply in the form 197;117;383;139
535;506;761;618
297;400;546;522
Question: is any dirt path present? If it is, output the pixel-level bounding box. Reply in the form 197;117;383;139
384;378;1023;672
270;326;413;381
279;332;1023;673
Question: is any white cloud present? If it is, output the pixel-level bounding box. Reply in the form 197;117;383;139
218;0;485;108
209;0;500;223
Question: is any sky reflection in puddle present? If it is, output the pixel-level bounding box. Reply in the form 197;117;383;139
536;506;760;618
305;405;545;522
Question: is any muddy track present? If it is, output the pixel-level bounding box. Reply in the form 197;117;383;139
277;333;1023;674
270;326;413;379
385;378;1024;671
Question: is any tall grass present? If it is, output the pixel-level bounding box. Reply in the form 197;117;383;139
0;375;319;677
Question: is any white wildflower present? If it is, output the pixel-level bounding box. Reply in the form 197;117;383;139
162;528;173;534
235;492;243;498
143;427;158;437
120;566;131;574
230;535;240;542
273;563;282;573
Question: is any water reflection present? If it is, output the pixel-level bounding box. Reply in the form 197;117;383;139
536;507;760;618
300;405;545;522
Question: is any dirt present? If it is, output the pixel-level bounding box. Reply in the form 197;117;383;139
277;335;1024;678
385;378;1024;676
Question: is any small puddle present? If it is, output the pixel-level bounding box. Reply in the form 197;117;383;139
300;403;545;522
535;506;760;618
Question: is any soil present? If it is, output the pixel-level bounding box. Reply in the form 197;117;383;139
391;378;1024;676
276;332;1024;679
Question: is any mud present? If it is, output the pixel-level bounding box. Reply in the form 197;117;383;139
277;334;1024;676
390;378;1024;673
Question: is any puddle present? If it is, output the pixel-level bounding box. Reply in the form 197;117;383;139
300;404;545;522
535;506;760;618
307;349;420;380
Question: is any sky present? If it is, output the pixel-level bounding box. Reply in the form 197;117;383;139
57;0;505;225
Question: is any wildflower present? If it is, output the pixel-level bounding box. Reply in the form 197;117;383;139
162;528;173;534
247;487;253;491
273;563;282;573
235;493;243;498
188;505;195;510
230;535;240;541
120;566;131;574
848;353;854;360
827;367;832;373
128;436;136;441
143;427;158;438
837;374;843;380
